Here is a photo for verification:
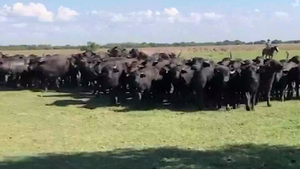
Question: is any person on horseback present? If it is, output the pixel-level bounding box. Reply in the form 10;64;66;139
265;39;272;49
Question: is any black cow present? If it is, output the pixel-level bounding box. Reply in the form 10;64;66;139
257;59;284;107
168;64;194;107
28;55;77;91
128;66;164;104
210;65;231;110
282;56;300;99
188;58;215;110
240;63;260;111
0;56;30;87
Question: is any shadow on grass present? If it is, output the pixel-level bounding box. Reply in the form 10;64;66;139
0;86;256;112
46;94;203;112
1;144;300;169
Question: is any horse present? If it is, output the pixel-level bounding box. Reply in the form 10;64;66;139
262;46;279;59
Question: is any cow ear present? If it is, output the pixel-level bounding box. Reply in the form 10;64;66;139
138;65;145;70
113;65;119;72
214;69;220;73
38;60;46;64
153;61;159;66
125;62;131;69
141;61;147;66
113;66;119;73
140;73;146;78
68;58;77;67
181;69;187;74
256;66;264;73
160;67;169;75
203;60;211;67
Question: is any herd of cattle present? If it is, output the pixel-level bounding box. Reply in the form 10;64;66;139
0;47;299;111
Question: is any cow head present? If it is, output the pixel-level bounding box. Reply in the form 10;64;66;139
129;48;139;58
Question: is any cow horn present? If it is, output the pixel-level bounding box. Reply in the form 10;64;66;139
177;52;182;58
286;51;290;60
230;70;236;74
113;65;117;69
229;51;232;59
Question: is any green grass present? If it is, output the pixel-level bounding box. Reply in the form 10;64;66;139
181;50;300;61
1;49;300;168
0;89;300;169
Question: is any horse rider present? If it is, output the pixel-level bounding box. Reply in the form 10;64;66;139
265;39;272;49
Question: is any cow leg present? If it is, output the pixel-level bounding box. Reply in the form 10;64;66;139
245;92;251;111
173;90;183;108
198;91;205;110
42;78;49;92
110;87;120;105
16;74;22;88
280;88;286;102
136;91;143;102
10;73;20;88
55;78;60;90
231;92;237;109
296;81;300;99
255;92;260;105
287;83;293;99
215;89;223;109
143;91;153;107
266;88;272;107
251;92;257;111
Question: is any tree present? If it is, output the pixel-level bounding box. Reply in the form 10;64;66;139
80;41;100;52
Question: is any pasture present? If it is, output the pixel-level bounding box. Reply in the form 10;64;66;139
2;43;300;60
1;45;300;169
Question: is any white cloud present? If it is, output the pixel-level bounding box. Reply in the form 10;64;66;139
164;7;179;16
190;13;202;24
145;10;153;17
111;13;127;22
167;17;175;23
203;12;223;19
275;11;289;17
0;5;11;16
53;26;60;31
108;10;158;24
3;5;11;12
155;11;161;16
12;23;28;28
129;10;153;18
0;16;7;22
292;0;300;7
57;6;79;21
255;9;260;12
91;10;98;15
12;3;54;22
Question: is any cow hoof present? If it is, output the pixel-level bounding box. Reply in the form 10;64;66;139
246;106;251;111
267;104;272;107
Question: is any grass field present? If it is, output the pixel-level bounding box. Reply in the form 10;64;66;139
1;46;300;169
2;43;300;60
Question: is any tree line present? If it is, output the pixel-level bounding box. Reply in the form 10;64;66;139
1;39;300;51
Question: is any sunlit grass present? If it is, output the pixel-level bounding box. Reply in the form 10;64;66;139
1;47;300;168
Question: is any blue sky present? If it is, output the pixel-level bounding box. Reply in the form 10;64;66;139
0;0;299;45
